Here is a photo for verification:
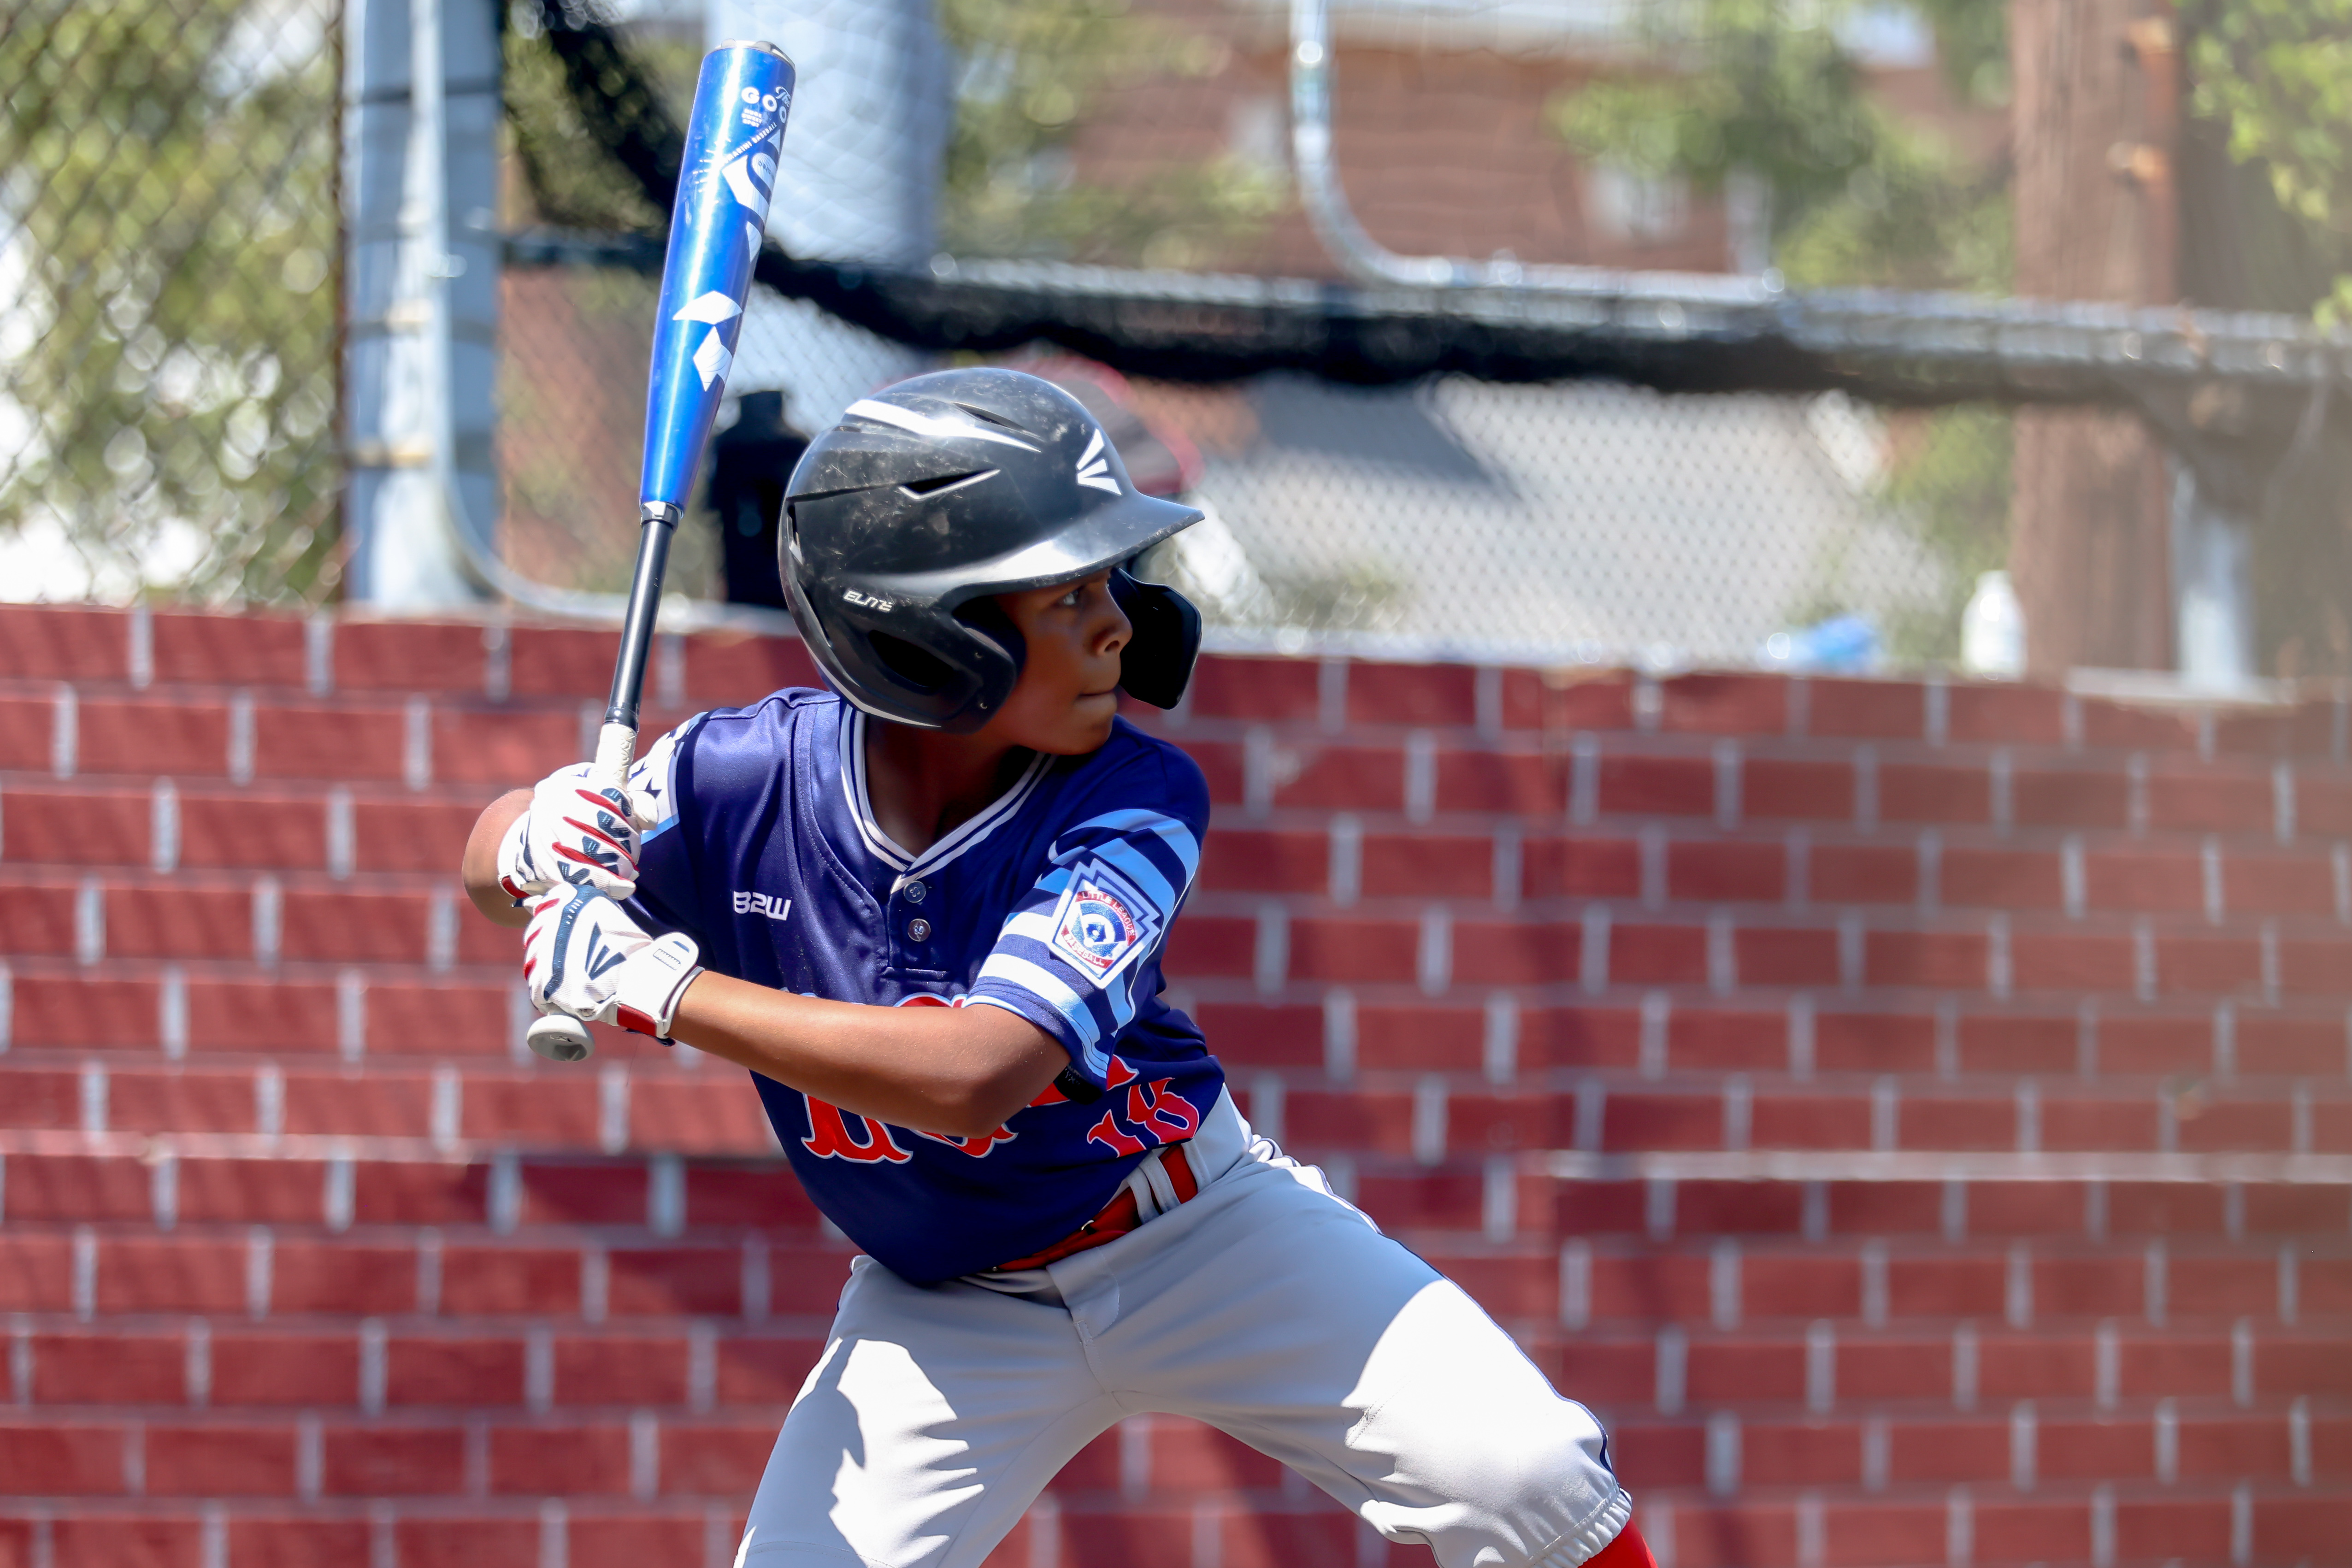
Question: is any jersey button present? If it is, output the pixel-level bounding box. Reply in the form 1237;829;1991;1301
903;879;928;904
907;917;932;942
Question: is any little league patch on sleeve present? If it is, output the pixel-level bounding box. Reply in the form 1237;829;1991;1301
1047;859;1163;988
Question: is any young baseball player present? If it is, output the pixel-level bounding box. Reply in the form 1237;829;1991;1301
462;369;1655;1568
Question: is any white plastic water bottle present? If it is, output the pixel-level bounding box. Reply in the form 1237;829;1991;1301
1961;570;2025;678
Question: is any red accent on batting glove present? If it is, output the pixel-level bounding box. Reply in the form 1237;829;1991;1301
1581;1523;1657;1568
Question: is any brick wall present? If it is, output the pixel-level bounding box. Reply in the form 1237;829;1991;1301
1;603;2346;1567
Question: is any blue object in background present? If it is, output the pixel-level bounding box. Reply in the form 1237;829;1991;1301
642;41;795;513
1759;613;1880;673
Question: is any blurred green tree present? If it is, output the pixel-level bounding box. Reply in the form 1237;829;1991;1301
0;0;342;603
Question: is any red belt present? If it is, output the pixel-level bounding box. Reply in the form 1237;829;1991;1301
995;1144;1200;1271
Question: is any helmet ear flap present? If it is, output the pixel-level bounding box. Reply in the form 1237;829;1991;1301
1110;568;1202;710
954;595;1026;675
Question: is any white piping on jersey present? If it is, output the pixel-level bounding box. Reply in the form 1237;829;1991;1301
845;398;1042;453
838;707;1053;880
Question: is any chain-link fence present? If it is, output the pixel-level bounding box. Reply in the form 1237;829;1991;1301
6;0;2350;684
0;0;343;606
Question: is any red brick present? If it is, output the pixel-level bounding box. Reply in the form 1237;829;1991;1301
507;626;617;698
2242;1184;2350;1234
1683;1334;1804;1402
1668;838;1781;902
2169;1254;2279;1317
0;1419;126;1492
2040;1093;2157;1151
1942;844;2066;910
143;1421;298;1493
1546;1179;1645;1236
2280;934;2352;995
2176;1096;2292;1152
176;790;329;871
1734;925;1841;987
1180;738;1244;805
1346;661;1475;727
336;622;485;693
0;604;130;680
2146;764;2275;833
1436;748;1568;814
1677;1180;1805;1234
460;1076;603;1145
1598;752;1713;817
26;1331;186;1404
2097;1012;2209;1075
395;1518;542;1568
151;610;305;686
1360;833;1494;899
209;1333;360;1407
1286;916;1420;983
1661;673;1787;736
631;1079;778;1155
2011;929;2137;992
322;1425;468;1494
2175;1414;2294;1478
78;699;236;779
1356;1170;1481;1231
1814;1009;1937;1074
2116;1332;2232;1398
2078;696;2200;752
95;1236;247;1314
1448;1091;1561;1152
1954;1009;2075;1074
174;1158;330;1225
1745;756;1854;822
226;1519;373;1568
2258;1334;2352;1399
1163;915;1253;979
1521;1005;1642;1071
608;1247;742;1316
1750;1091;1873;1149
276;887;432;965
1976;1333;2096;1399
353;796;489;878
2261;1494;2352;1555
385;1334;525;1407
489;1421;633;1494
1945;683;2067;746
1520;835;1641;899
0;1236;75;1311
1149;1417;1288;1491
1665;1007;1783;1072
1819;1500;1948;1568
553;1334;690;1407
1744;1253;1863;1320
684;634;820;706
1607;1422;1708;1489
1354;1003;1482;1071
2302;770;2352;837
1503;669;1636;733
1884;1418;2006;1482
0;785;148;865
98;881;253;961
1827;1181;1941;1235
1963;1182;2085;1235
0;880;79;957
2033;1415;2157;1481
1196;829;1324;894
2012;764;2131;830
661;1419;777;1493
1742;1419;1860;1485
1185;656;1320;722
434;707;580;786
1283;1090;1414;1155
519;1162;646;1227
1060;1506;1194;1568
1428;1249;1556;1320
439;1245;583;1315
246;702;406;782
1602;1091;1717;1151
1809;840;1915;904
1884;1253;2005;1317
567;1517;708;1568
1611;921;1707;985
1806;678;1924;739
2157;932;2264;996
2226;851;2337;918
0;695;47;768
1879;761;1989;825
2032;1253;2142;1317
1276;743;1405;812
1653;1499;1797;1568
711;1336;824;1405
7;970;159;1048
4;1154;151;1221
183;978;336;1054
49;1517;205;1568
1194;1003;1322;1069
1450;919;1580;986
1866;926;1987;988
1836;1335;1950;1400
272;1240;417;1315
107;1067;265;1138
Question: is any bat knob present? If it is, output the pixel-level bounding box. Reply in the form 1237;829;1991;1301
527;1013;596;1063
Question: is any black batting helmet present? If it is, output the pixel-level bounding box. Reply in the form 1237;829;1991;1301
779;367;1205;732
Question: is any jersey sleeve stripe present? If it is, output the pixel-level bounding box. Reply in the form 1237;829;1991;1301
1062;809;1202;880
974;954;1102;1048
1083;837;1182;919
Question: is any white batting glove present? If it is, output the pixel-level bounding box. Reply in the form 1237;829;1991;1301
497;763;642;902
524;885;703;1040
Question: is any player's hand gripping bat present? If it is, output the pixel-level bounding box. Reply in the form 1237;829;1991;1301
526;41;794;1063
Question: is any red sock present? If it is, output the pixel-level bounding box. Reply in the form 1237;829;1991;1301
1580;1521;1658;1568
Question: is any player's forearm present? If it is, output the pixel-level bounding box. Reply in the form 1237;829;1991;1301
461;790;533;927
669;972;1066;1138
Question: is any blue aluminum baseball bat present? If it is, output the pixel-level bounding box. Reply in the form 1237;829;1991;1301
530;41;794;1065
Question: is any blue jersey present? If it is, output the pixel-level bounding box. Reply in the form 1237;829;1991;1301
625;690;1223;1284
